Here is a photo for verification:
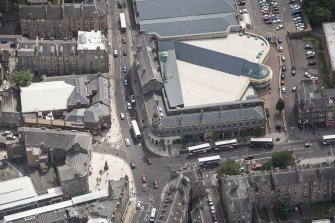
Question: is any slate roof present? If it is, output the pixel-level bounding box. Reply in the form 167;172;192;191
273;171;298;186
84;103;109;123
66;77;90;107
20;127;91;151
134;0;238;38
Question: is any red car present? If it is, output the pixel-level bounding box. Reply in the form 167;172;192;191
122;36;127;44
141;175;147;183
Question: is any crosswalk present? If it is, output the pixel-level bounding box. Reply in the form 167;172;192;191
252;21;301;38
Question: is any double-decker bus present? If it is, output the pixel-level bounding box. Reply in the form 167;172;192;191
249;138;273;148
214;139;238;151
188;143;211;156
322;135;335;145
198;155;221;168
120;13;126;32
131;120;141;140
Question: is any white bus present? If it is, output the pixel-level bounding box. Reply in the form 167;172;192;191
149;208;156;222
214;139;238;151
198;155;221;167
322;135;335;145
131;120;141;140
188;143;211;156
249;138;273;148
120;13;126;32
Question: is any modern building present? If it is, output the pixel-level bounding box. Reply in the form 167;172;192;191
20;127;92;196
132;0;240;39
221;161;335;222
16;30;108;76
135;33;268;145
322;22;335;87
3;178;129;223
295;80;335;129
20;73;110;135
19;0;107;39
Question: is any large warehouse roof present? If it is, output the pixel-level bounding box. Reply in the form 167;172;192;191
323;22;335;72
134;0;238;38
21;81;75;113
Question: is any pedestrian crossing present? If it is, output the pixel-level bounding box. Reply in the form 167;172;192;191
252;21;301;38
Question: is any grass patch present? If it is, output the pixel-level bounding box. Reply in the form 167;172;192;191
50;0;59;4
302;35;331;88
257;208;270;223
311;202;335;219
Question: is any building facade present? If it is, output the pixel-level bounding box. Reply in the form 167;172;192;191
19;1;107;39
221;163;335;223
16;30;108;76
322;22;335;87
295;80;335;129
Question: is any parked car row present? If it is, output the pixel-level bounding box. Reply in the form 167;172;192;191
258;0;282;25
205;190;217;223
289;2;305;31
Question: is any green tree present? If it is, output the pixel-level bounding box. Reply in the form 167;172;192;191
223;131;232;139
180;135;186;147
192;134;200;144
277;199;291;218
272;151;294;169
12;70;33;87
276;98;285;114
303;0;335;25
211;131;220;141
261;160;273;170
217;160;240;177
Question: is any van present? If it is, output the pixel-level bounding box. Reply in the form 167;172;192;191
136;201;141;210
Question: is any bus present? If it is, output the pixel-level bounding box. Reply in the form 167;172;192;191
188;143;211;156
322;135;335;145
198;155;221;167
120;13;126;32
149;208;156;222
214;139;238;151
249;138;273;148
131;120;141;140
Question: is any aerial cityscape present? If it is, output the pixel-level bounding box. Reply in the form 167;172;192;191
0;0;334;222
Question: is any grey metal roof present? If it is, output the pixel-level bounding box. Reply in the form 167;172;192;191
273;171;298;186
66;77;90;107
134;0;238;38
158;106;264;128
84;103;109;123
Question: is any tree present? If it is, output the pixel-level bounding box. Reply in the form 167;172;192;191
276;98;285;114
217;160;240;177
303;0;335;25
211;131;220;141
12;70;33;87
261;160;273;170
277;199;291;219
192;134;200;144
271;151;294;169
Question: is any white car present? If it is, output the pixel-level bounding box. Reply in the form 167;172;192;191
278;46;283;52
281;86;286;93
239;8;248;14
292;86;297;92
127;102;132;110
276;24;284;30
125;138;130;146
120;112;125;120
130;95;136;104
304;72;311;78
281;56;286;62
113;49;118;57
210;206;216;214
310;76;318;80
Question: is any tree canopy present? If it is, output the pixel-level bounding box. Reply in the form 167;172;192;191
271;151;294;169
303;0;335;25
276;98;285;113
12;70;33;87
217;160;240;177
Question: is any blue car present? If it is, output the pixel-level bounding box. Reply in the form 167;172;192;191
124;79;128;86
122;66;127;73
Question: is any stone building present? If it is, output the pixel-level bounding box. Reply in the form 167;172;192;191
19;0;107;39
322;22;335;87
16;30;108;76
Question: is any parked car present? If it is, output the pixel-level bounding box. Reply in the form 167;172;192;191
123;49;127;56
113;50;118;57
281;65;286;72
304;142;312;147
304;72;311;78
281;86;286;93
281;56;286;62
292;86;297;92
239;8;248;14
305;44;313;49
281;73;285;79
124;79;128;86
122;36;127;44
127;102;132;110
141;175;147;183
278;46;283;52
210;206;216;214
277;38;282;44
291;68;296;76
276;24;284;30
122;66;127;73
120;112;125;120
125;138;130;146
130;162;136;169
153;180;159;189
147;157;152;165
142;184;148;192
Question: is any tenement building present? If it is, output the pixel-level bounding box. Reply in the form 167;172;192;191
221;162;335;223
16;30;108;75
19;0;107;39
295;80;335;129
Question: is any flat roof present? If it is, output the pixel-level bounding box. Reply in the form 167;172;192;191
77;30;106;51
183;33;268;64
0;177;37;206
21;81;75;113
323;23;335;72
178;60;250;107
134;0;238;38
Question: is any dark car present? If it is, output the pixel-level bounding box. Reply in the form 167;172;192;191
147;157;152;165
281;73;285;79
0;39;8;44
153;180;158;189
130;162;136;169
244;154;254;160
281;65;286;72
277;38;282;44
308;60;316;66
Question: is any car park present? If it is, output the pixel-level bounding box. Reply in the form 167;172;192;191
125;138;130;146
127;102;132;110
281;86;286;93
120;112;125;120
124;79;128;86
141;175;147;183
